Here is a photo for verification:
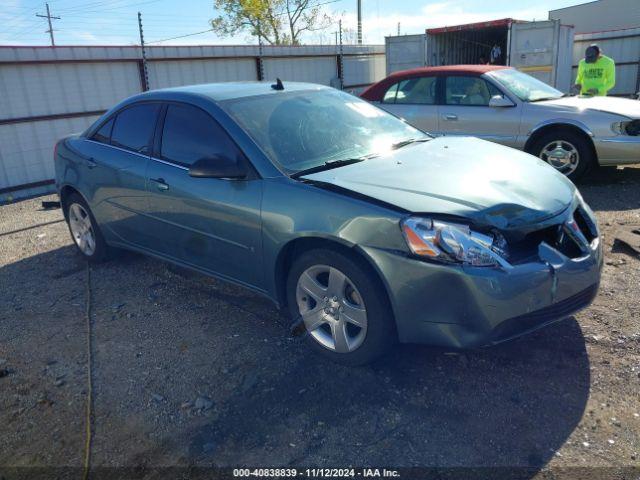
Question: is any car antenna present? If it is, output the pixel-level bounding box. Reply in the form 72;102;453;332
271;78;284;91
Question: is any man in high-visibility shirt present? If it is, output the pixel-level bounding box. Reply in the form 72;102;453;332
574;44;616;96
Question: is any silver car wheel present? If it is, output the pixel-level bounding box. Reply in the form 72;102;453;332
539;140;580;175
295;264;367;353
68;203;96;256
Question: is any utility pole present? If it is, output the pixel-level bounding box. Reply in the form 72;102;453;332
356;0;362;44
257;20;264;81
397;22;400;36
36;3;60;47
137;12;149;91
338;19;344;89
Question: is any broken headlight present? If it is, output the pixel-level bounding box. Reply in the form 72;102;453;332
401;217;508;267
611;119;640;136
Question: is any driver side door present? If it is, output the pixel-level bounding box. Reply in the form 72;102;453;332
144;102;263;289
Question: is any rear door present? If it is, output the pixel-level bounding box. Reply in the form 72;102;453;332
144;102;263;288
84;103;160;247
375;75;439;134
438;75;522;147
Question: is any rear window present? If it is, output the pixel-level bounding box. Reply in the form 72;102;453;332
91;117;114;144
111;104;159;154
383;77;437;105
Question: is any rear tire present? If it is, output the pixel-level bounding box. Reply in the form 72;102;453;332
286;248;396;366
64;193;110;263
530;129;595;182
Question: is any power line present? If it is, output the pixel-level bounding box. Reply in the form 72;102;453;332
36;3;61;46
146;28;215;44
147;0;342;45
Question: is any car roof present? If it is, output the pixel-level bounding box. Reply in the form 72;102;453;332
391;64;510;76
360;65;511;101
136;81;330;103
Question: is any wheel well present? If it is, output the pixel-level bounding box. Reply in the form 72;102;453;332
524;123;597;159
59;185;81;218
274;237;392;314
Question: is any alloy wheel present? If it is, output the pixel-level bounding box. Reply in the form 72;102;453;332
68;203;96;256
295;264;367;353
539;140;580;175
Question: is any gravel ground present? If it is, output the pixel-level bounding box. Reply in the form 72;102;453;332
1;166;639;479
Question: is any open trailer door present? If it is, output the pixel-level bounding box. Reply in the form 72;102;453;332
508;19;574;92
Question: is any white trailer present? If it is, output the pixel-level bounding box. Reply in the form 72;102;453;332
385;18;575;92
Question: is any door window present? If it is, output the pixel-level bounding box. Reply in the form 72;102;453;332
160;104;238;167
445;76;501;106
111;103;159;153
91;117;114;144
383;77;437;105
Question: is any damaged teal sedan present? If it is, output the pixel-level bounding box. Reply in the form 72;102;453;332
54;82;602;365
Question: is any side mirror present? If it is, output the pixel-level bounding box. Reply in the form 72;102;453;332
188;155;246;179
488;95;515;108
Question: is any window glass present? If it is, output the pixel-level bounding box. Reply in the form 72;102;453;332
111;104;159;153
445;76;496;106
382;83;399;103
160;104;238;167
489;69;563;102
91;117;114;144
395;77;437;105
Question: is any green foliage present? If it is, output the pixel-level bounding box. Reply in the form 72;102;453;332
211;0;332;45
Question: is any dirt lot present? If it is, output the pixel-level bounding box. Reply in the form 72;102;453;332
1;166;639;479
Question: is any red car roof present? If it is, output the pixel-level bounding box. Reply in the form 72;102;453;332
360;65;510;101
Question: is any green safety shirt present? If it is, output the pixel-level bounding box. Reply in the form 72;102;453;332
575;55;616;96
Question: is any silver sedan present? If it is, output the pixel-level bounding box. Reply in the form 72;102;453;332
361;65;640;180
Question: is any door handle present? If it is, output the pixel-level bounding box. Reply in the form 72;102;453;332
86;157;98;169
442;114;458;121
151;177;169;191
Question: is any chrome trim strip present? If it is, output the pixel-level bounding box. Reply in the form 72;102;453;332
85;139;150;159
599;137;640;143
149;156;189;171
85;139;190;171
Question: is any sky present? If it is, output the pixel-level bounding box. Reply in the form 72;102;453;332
1;0;587;46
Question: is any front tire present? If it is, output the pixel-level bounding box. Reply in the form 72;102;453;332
530;129;595;182
64;193;110;263
286;248;396;365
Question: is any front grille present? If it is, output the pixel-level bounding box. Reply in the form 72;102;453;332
505;206;597;263
490;283;599;343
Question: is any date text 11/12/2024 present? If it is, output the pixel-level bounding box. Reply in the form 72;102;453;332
233;468;400;477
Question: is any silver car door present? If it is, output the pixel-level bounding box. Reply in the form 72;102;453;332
439;75;522;148
374;76;440;135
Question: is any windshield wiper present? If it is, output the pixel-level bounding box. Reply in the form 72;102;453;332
528;96;563;103
391;137;431;150
290;156;371;178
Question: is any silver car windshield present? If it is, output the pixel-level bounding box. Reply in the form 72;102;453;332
223;88;428;174
489;69;564;102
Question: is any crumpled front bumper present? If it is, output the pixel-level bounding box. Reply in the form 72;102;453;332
363;210;603;349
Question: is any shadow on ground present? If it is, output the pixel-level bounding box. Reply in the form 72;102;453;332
580;166;640;212
1;223;592;477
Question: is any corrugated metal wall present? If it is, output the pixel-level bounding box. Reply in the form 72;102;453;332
0;44;384;201
549;0;640;34
572;27;640;97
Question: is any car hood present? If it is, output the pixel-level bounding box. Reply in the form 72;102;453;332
537;95;640;118
301;137;575;230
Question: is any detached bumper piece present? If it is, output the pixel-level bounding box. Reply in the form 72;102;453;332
489;283;599;345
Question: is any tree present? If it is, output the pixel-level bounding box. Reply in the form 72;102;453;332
211;0;332;45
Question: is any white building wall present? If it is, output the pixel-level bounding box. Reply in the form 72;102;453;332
0;45;384;201
549;0;640;33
